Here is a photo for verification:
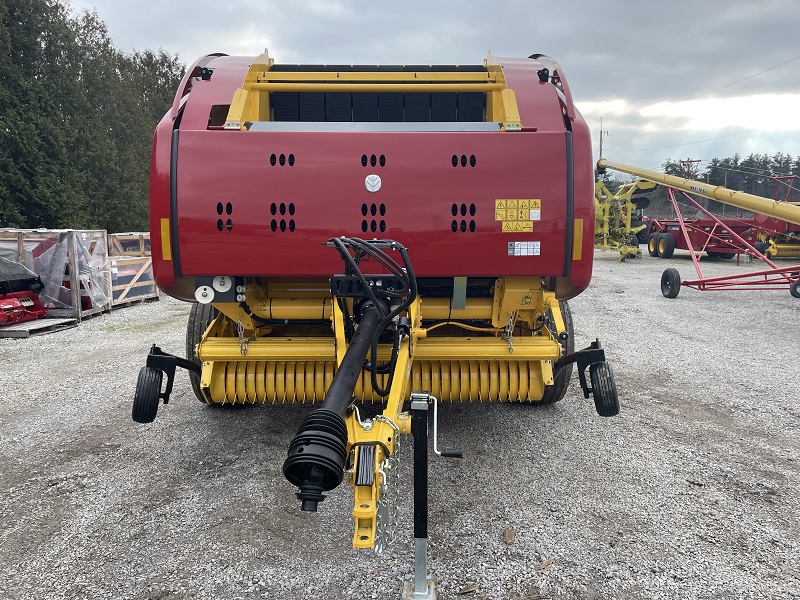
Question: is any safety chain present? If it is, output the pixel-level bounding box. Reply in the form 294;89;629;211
237;315;256;356
501;313;515;354
373;414;402;555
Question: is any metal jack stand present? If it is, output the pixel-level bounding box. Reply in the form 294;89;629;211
404;392;462;600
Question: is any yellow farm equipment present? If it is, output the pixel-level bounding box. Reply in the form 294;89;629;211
597;159;800;298
131;50;621;597
594;179;655;260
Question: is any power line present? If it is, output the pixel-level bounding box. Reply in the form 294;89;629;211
607;128;759;152
684;55;800;101
601;53;800;119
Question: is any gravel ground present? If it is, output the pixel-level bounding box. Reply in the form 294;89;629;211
1;250;798;600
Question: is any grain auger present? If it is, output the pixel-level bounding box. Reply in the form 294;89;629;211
130;48;620;597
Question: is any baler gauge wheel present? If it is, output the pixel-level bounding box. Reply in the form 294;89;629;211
186;302;218;404
528;300;574;405
589;361;619;417
647;233;659;257
132;366;162;423
657;233;675;259
790;279;800;299
661;268;681;299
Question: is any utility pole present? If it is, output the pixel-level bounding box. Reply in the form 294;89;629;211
599;117;609;159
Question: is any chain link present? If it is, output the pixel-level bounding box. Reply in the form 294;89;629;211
373;415;402;555
501;312;515;354
237;315;256;356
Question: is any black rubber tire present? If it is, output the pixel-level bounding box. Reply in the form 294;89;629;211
790;280;800;299
648;233;660;257
132;366;162;423
708;251;735;259
186;302;218;404
661;268;681;298
753;241;767;255
590;361;619;417
530;301;574;405
657;233;675;258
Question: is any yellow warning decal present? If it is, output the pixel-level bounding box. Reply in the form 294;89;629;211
496;199;541;232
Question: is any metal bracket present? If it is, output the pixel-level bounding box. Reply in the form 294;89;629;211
145;344;200;404
553;339;606;399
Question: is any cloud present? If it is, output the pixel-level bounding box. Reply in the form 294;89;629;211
67;0;800;171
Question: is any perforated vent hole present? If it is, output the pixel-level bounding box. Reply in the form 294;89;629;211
270;153;295;167
269;203;297;233
360;204;386;233
452;154;477;168
215;202;233;232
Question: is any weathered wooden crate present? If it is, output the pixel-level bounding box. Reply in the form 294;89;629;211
0;229;112;320
108;232;151;257
111;256;158;306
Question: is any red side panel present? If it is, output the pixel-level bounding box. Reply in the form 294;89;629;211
175;130;571;278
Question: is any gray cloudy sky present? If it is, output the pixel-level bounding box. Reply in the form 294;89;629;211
70;0;800;175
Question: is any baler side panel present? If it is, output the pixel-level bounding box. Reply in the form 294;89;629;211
175;131;570;278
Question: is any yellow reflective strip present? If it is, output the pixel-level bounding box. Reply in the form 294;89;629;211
160;218;172;261
572;218;584;260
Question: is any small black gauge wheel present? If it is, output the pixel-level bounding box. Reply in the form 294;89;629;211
661;268;681;298
132;366;162;423
790;279;800;299
590;361;619;417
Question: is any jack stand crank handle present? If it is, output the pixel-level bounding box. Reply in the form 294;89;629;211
431;395;463;460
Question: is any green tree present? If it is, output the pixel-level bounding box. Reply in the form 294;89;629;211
0;0;184;231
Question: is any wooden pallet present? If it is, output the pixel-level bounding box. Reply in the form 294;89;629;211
0;318;78;338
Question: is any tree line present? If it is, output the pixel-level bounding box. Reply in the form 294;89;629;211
0;0;184;232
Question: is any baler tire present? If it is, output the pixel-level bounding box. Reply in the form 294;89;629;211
590;361;619;417
790;280;800;299
657;233;675;258
530;300;574;405
132;366;162;423
186;302;218;405
648;233;659;257
661;268;681;298
753;241;767;255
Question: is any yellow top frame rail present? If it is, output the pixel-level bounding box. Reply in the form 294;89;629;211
224;50;522;131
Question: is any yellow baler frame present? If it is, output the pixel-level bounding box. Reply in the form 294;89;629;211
193;277;565;549
223;50;523;131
